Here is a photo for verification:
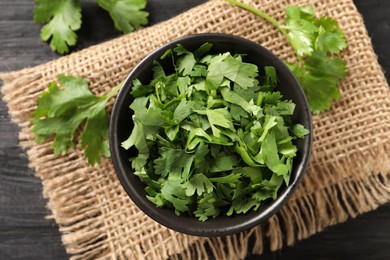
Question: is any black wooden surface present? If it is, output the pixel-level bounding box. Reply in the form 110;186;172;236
0;1;389;259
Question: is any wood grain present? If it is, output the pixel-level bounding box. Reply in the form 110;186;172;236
0;0;389;259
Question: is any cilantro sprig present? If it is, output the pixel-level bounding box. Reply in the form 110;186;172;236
32;74;120;164
33;0;148;54
122;43;309;221
223;0;348;113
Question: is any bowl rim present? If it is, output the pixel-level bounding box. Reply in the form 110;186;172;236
109;33;313;237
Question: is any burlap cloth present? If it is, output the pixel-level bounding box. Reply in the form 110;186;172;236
1;0;390;259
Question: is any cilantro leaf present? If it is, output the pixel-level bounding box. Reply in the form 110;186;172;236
173;99;193;123
160;180;189;214
284;6;317;57
33;0;149;54
314;16;347;54
186;173;214;196
96;0;148;33
33;0;82;54
289;51;346;113
121;122;149;155
209;155;240;173
291;124;310;138
154;147;194;180
174;45;197;76
283;6;347;56
262;131;289;176
32;74;119;164
227;197;260;216
207;54;258;90
206;108;234;137
281;6;348;113
194;192;221;221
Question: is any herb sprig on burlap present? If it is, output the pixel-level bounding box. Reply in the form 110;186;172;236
223;0;348;113
32;75;121;164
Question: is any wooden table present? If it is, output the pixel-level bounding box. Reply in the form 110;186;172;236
0;1;389;259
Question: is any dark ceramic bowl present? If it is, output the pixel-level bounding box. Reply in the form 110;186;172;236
109;33;312;237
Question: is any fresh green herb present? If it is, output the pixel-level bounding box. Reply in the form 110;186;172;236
122;43;309;221
32;74;120;164
96;0;149;33
223;0;348;113
33;0;82;54
33;0;148;54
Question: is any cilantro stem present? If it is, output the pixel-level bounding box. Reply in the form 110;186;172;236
155;82;163;105
256;92;264;107
105;83;122;100
162;94;186;109
222;0;289;39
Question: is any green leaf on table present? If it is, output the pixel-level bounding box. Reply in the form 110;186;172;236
33;0;82;54
96;0;148;33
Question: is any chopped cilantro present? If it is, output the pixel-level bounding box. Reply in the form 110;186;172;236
122;43;309;221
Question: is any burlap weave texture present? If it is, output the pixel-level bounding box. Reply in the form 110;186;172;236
1;0;390;259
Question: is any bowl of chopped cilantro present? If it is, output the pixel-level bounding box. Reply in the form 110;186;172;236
109;33;312;236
